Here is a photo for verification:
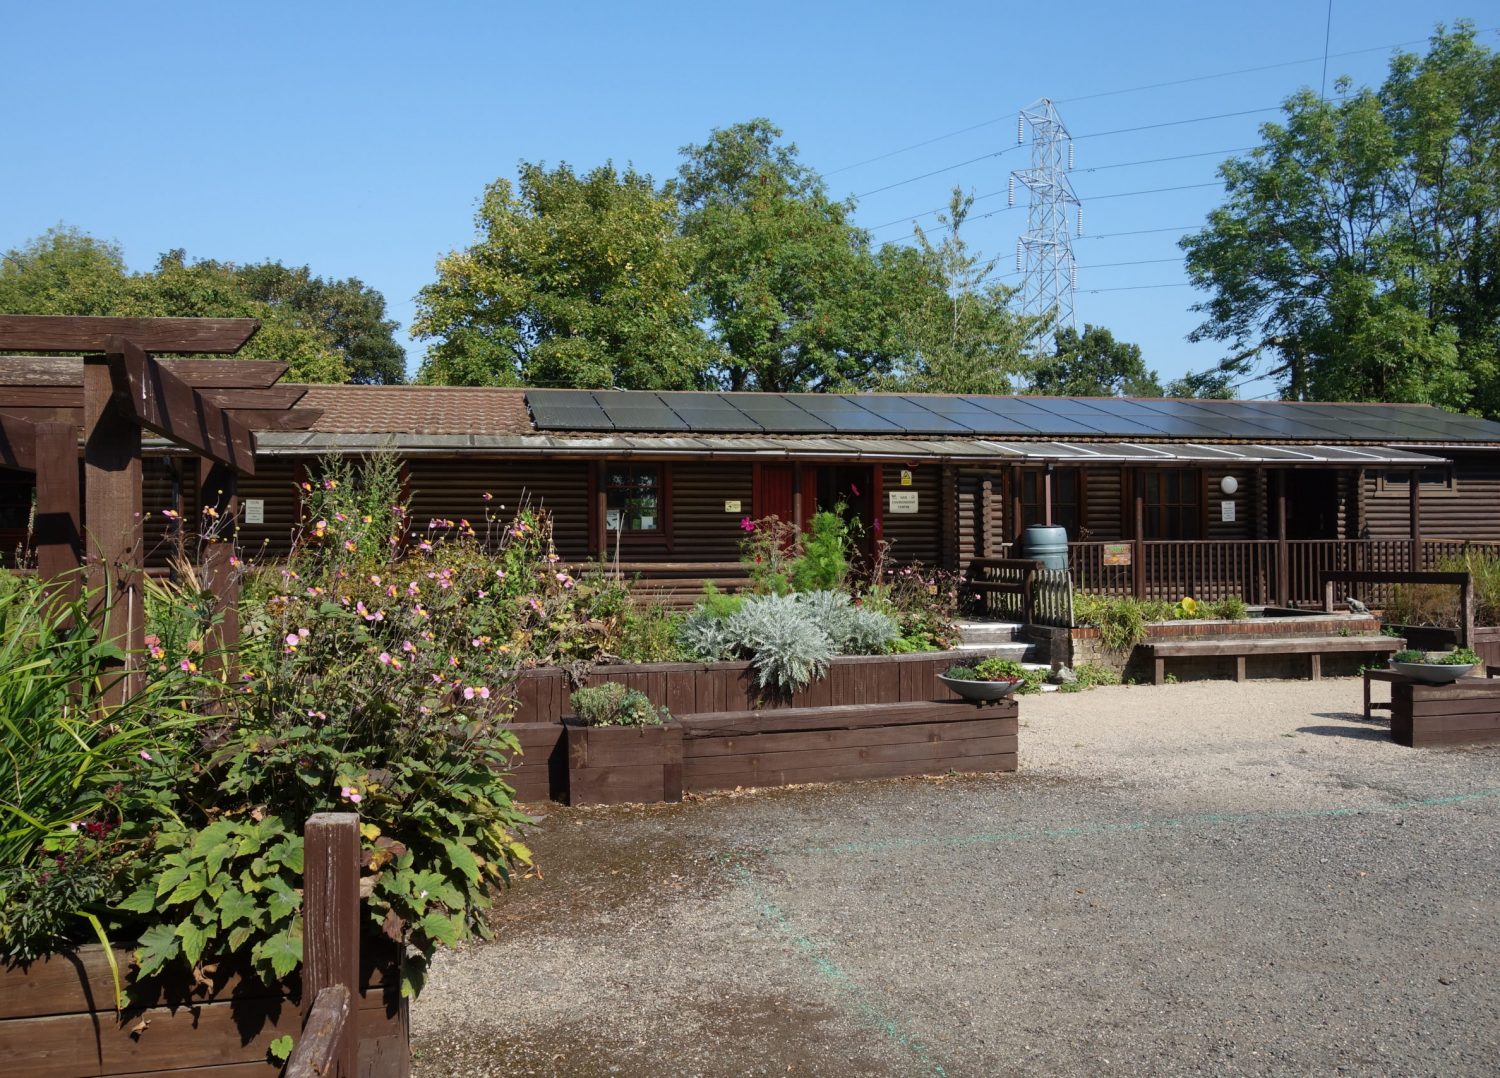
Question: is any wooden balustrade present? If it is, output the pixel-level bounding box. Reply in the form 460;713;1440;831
1059;538;1497;610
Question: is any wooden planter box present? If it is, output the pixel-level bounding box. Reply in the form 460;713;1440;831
0;940;408;1078
565;722;684;807
513;652;966;724
1390;678;1500;748
679;699;1018;793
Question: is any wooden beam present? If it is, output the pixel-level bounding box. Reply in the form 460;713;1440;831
0;315;259;354
106;338;257;475
224;407;323;431
1275;470;1289;607
200;386;309;410
0;356;290;389
1409;467;1422;571
302;813;360;1078
83;356;144;706
34;422;81;597
199;462;240;681
0;412;37;471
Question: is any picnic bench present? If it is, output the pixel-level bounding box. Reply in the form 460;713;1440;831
1143;634;1403;686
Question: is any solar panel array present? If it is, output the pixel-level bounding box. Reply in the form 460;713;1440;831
525;390;1500;443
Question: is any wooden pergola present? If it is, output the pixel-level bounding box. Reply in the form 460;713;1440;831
0;315;320;698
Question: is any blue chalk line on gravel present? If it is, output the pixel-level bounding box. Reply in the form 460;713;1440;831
726;859;950;1077
797;786;1500;857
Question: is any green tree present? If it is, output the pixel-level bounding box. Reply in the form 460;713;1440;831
414;162;713;388
878;189;1049;394
677;119;897;391
1181;23;1496;413
1030;323;1161;397
0;228;401;383
1163;368;1236;399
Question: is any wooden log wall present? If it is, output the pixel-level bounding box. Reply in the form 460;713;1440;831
235;457;300;559
404;459;592;560
1363;453;1500;542
878;463;940;564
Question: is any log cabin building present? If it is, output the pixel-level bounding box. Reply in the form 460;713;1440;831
12;386;1500;608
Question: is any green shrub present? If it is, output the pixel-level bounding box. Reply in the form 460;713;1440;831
1204;596;1249;620
790;509;851;593
569;683;668;726
725;593;835;695
1438;647;1481;665
943;665;980;681
1074;662;1121;688
795;590;899;655
1074;593;1151;652
1391;648;1426;663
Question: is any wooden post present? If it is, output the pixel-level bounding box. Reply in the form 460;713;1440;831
199;461;240;680
979;478;993;558
1460;573;1474;649
303;812;360;1078
34;421;81;599
1132;477;1146;600
83;353;144;704
1043;465;1054;527
939;465;958;571
791;464;804;530
1409;467;1422;571
1275;471;1289;608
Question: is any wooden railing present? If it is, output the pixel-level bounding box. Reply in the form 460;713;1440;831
286;812;361;1078
966;558;1041;622
1066;539;1498;608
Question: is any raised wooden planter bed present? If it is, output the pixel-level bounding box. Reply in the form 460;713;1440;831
565;722;684;807
0;939;407;1078
1388;677;1500;748
512;652;965;724
679;699;1017;793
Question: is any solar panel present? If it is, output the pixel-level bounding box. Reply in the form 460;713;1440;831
722;394;833;432
841;396;972;434
526;389;614;430
595;393;691;432
657;393;763;432
786;395;905;433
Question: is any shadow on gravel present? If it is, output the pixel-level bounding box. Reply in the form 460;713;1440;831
1296;723;1393;741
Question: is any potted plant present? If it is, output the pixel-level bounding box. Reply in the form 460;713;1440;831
939;657;1031;703
1389;646;1481;684
565;683;682;805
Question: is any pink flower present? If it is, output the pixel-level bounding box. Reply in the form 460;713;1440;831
482;492;493;501
849;483;860;496
740;516;755;532
138;750;152;762
463;686;476;700
478;686;491;700
378;651;393;665
402;640;416;652
285;633;301;648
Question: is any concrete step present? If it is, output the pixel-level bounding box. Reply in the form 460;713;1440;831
951;641;1035;662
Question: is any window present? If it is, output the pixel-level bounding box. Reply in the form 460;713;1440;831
604;465;661;533
1141;468;1201;540
1375;466;1457;498
1018;468;1082;538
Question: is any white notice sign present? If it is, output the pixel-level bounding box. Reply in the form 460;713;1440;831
888;491;919;514
244;498;265;525
1220;500;1236;523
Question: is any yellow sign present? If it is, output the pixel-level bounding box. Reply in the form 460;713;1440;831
899;469;913;486
724;500;741;513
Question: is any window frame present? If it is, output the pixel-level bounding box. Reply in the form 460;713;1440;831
1374;465;1458;500
602;462;672;545
1017;466;1084;540
1138;467;1204;541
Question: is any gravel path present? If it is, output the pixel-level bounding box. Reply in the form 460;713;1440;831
412;678;1500;1076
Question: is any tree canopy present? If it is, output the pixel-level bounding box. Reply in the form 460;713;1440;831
414;162;715;388
417;128;1053;394
1181;23;1498;414
1030;323;1160;398
0;227;404;383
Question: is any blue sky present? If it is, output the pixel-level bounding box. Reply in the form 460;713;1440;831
1;2;1492;392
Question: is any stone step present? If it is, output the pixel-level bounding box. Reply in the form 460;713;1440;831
951;641;1035;661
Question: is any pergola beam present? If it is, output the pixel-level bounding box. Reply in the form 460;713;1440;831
0;412;38;471
105;338;257;475
0;356;290;389
0;315;260;354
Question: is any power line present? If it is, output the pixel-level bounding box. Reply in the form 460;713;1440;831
1084;180;1221;201
1080;282;1197;294
871;177;1221;236
854;146;1020;199
1074;224;1201;240
1071;106;1279;142
1073;146;1256;173
826;28;1498;179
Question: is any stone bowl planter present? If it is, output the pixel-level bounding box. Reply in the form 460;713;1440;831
1389;660;1476;685
937;674;1021;703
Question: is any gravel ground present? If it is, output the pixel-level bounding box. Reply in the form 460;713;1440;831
412;678;1500;1077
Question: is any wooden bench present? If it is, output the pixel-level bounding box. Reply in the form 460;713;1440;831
1143;635;1403;686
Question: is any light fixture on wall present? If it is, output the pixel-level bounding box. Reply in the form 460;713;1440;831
1220;476;1239;495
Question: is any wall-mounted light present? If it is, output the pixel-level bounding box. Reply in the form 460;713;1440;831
1220;476;1239;495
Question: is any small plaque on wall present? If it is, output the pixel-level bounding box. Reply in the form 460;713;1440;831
1102;542;1131;566
1221;501;1236;523
724;499;741;513
243;498;265;525
899;469;913;486
888;491;919;514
